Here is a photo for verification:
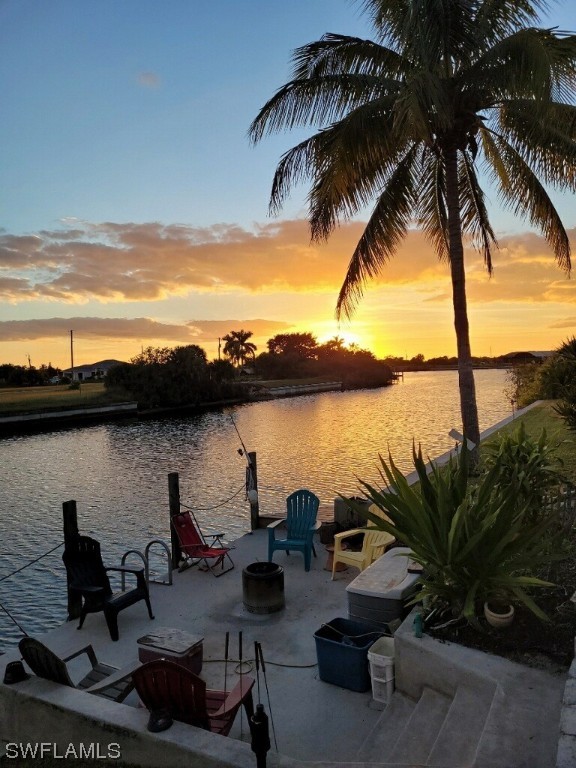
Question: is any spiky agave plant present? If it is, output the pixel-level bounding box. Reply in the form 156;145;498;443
346;442;562;622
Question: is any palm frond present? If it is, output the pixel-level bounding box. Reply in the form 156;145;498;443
458;149;498;272
462;27;576;107
475;0;553;48
268;135;319;216
307;102;411;239
482;130;571;272
416;149;449;262
336;147;418;320
498;101;576;190
291;34;408;79
357;0;480;67
393;69;452;139
248;74;396;143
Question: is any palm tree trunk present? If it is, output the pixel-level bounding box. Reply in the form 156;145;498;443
444;147;481;459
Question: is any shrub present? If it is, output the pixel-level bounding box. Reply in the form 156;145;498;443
483;423;565;521
348;442;562;623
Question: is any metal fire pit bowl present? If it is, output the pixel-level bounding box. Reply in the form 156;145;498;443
242;562;285;614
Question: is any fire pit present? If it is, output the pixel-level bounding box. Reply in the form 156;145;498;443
242;562;285;614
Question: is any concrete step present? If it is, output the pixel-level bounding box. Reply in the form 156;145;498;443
387;687;453;765
356;690;416;762
427;684;494;767
474;668;566;768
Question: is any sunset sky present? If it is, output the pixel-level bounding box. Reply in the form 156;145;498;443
1;0;576;369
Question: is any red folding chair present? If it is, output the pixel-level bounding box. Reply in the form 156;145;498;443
172;510;234;577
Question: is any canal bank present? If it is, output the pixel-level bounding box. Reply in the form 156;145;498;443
0;382;348;435
0;401;139;434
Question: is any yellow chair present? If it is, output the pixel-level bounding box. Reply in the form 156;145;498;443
331;504;395;579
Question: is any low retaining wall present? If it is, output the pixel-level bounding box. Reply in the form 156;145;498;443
394;609;497;702
0;402;138;432
265;382;343;398
0;678;270;768
557;654;576;768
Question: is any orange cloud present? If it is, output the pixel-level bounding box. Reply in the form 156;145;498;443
0;219;573;313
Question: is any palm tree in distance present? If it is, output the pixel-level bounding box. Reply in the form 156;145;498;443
249;0;576;456
222;330;257;368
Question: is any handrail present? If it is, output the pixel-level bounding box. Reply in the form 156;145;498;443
120;549;148;588
144;539;173;586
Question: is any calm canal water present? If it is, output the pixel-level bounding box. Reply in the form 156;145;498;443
0;369;511;650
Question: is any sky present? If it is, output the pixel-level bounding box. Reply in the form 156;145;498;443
1;0;576;369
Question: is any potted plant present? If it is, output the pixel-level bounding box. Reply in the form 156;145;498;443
483;596;515;628
344;439;564;627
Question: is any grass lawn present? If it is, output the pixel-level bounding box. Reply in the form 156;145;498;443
0;383;130;415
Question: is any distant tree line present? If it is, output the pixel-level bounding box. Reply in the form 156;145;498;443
102;331;394;410
254;332;393;389
382;353;507;371
105;345;239;410
0;363;62;387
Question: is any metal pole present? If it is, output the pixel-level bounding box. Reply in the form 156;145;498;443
70;330;74;382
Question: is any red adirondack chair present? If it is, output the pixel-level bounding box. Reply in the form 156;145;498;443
172;511;234;576
133;659;254;736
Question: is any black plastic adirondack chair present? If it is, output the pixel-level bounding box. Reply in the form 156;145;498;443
19;637;138;702
62;535;154;641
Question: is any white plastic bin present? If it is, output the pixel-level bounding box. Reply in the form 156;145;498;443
368;636;395;704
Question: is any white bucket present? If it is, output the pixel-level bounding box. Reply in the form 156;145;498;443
368;636;395;704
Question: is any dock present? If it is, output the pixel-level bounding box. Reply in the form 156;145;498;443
0;526;568;768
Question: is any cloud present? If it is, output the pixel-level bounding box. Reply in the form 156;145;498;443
463;237;576;305
549;317;576;330
0;316;291;344
0;220;454;304
0;219;573;307
137;71;161;88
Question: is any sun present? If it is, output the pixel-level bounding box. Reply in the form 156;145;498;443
316;327;364;349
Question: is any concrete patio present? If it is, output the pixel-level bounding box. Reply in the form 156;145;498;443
0;526;570;767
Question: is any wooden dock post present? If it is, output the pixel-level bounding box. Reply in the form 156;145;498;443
62;499;81;620
168;472;182;568
248;451;260;531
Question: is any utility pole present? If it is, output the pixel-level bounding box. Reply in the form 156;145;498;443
218;337;221;360
70;329;79;390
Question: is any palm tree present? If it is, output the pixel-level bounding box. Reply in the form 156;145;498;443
249;0;576;454
222;329;257;368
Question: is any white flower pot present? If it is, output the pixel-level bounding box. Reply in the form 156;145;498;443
484;601;515;628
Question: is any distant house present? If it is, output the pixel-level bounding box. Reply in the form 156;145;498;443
498;351;553;366
62;359;126;382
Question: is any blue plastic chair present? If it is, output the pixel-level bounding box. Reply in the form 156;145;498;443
267;489;321;571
